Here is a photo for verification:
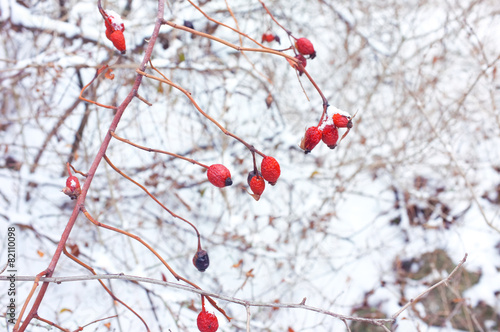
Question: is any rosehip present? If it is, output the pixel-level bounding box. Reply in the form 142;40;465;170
261;33;275;43
207;164;232;188
300;126;322;153
260;156;280;185
100;8;126;53
62;176;81;200
248;171;265;197
108;30;126;54
193;249;210;272
295;37;316;59
197;310;218;332
322;124;339;149
332;113;352;128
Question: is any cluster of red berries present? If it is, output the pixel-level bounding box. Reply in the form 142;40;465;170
99;7;126;53
287;37;316;76
246;155;281;200
205;157;280;201
300;112;352;153
197;308;218;332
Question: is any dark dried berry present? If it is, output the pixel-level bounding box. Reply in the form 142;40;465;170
193;250;210;272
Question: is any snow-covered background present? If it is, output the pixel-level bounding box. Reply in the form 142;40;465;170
1;0;499;331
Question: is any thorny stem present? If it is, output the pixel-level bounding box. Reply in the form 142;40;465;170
110;131;209;169
14;0;166;330
62;246;150;331
102;153;202;240
138;66;267;158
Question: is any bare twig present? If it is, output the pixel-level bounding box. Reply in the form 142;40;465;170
391;253;468;319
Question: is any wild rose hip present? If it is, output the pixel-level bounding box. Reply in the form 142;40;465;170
207;164;232;188
197;310;218;332
193;249;210;272
261;33;275;43
295;37;316;59
260;156;280;185
322;124;339;149
107;31;126;53
332;113;352;128
301;126;322;153
99;6;126;54
62;176;81;200
248;171;265;199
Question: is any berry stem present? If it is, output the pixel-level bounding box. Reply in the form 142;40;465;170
103;154;202;241
138;66;267;159
258;0;292;36
110;131;210;169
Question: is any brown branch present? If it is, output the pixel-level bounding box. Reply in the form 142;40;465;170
102;153;202;240
137;66;266;158
81;207;230;321
391;253;468;320
62;246;150;331
110;131;209;169
14;0;167;330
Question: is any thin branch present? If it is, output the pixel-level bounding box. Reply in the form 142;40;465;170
110;131;209;168
137;67;266;158
4;274;393;326
391;253;468;319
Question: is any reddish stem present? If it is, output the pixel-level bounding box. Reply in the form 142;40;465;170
14;1;166;331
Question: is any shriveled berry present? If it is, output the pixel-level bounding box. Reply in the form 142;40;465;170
295;37;316;59
260;156;280;185
301;126;322;153
293;54;307;75
197;310;219;332
248;171;265;197
207;164;232;188
193;249;210;272
62;176;81;200
332;113;352;128
322;124;339;149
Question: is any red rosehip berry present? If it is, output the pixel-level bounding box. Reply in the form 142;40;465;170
248;171;265;198
261;33;276;43
295;37;316;59
332;113;352;128
260;156;281;185
62;176;81;200
197;310;218;332
321;124;339;149
193;249;210;272
207;164;232;188
100;8;126;53
300;126;322;154
108;30;126;54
